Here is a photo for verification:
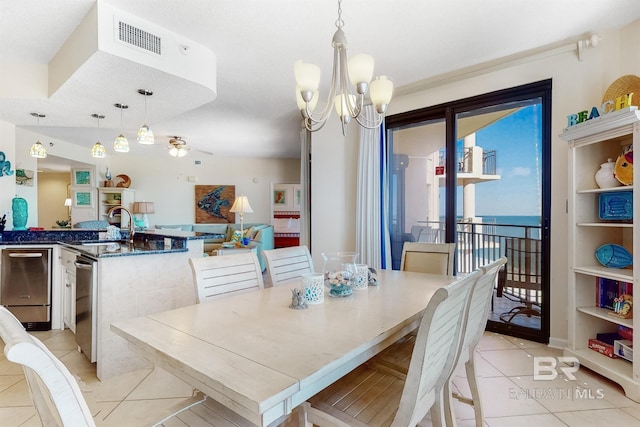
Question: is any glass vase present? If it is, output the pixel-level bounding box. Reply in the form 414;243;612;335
321;252;359;297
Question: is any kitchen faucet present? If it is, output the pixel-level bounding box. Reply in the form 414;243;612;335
107;206;135;243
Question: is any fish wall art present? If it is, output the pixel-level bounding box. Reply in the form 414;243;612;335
195;185;236;223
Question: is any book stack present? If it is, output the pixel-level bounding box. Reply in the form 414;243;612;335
596;277;632;310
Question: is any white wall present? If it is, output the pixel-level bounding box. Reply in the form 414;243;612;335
309;117;359;269
106;154;300;226
309;20;640;345
38;172;70;228
5;125;300;229
0;120;17;225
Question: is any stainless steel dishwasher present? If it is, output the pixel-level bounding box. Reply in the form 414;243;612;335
1;248;52;331
75;255;97;363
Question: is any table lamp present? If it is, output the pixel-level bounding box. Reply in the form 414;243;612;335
64;198;72;222
230;195;253;236
132;201;155;229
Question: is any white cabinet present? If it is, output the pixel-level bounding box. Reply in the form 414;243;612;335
60;248;78;333
561;107;640;402
98;187;134;229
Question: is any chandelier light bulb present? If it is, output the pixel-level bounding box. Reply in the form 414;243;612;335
369;75;394;114
347;54;374;90
294;60;321;96
334;94;356;122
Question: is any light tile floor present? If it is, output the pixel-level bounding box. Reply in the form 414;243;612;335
1;329;640;426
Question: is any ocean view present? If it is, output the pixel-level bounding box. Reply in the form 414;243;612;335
479;215;541;238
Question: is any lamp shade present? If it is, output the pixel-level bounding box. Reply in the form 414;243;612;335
91;142;107;158
30;141;47;158
113;134;130;153
132;202;155;214
294;60;321;93
230;195;253;214
369;75;394;110
137;124;154;145
64;198;72;207
347;54;374;86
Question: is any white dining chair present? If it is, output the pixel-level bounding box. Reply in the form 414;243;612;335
262;245;314;287
0;306;260;427
368;258;507;427
190;252;264;303
444;257;507;427
400;242;456;276
300;269;481;427
0;306;96;426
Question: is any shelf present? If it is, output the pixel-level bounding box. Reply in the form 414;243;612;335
577;186;634;194
565;347;634;385
577;222;633;228
576;306;633;328
574;264;633;282
564;106;639;402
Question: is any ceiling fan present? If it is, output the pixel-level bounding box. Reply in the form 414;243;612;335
168;136;190;157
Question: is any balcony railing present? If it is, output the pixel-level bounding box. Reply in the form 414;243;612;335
412;220;541;274
439;148;497;175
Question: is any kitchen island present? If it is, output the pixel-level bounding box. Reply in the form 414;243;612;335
1;228;211;380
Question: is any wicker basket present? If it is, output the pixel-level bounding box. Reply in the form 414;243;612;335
602;75;640;107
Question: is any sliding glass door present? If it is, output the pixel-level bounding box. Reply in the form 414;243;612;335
386;80;551;343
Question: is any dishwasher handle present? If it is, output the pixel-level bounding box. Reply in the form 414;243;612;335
8;253;43;258
74;257;95;269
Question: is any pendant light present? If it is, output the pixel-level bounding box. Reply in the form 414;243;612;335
29;112;47;158
113;103;129;153
136;89;154;145
90;113;107;158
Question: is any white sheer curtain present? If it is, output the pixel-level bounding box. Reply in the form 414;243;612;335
356;106;391;270
299;127;311;248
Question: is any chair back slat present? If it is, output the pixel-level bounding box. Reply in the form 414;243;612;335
400;242;456;276
0;306;95;426
190;253;264;303
461;258;507;361
263;246;314;287
393;270;480;426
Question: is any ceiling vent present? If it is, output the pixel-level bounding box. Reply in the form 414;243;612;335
117;20;161;55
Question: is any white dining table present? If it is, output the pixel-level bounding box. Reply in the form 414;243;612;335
110;269;457;426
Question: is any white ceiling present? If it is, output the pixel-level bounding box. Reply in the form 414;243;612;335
1;0;640;166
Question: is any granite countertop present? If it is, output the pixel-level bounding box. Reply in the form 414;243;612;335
0;228;221;258
137;229;224;240
59;239;188;259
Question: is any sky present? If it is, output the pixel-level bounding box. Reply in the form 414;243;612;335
463;104;542;217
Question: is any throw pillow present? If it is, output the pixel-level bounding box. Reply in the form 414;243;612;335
230;230;243;242
226;226;235;241
244;226;255;239
254;229;263;242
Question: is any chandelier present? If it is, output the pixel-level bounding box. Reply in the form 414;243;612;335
294;0;393;134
